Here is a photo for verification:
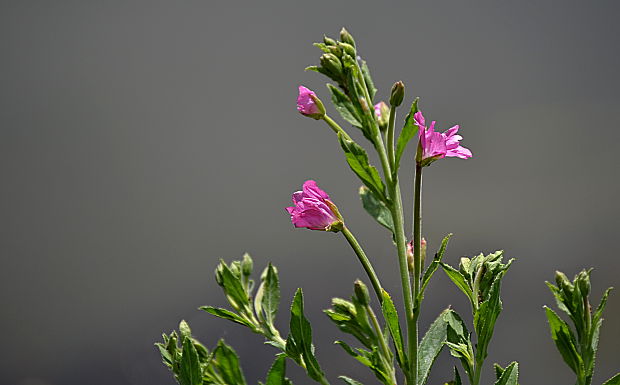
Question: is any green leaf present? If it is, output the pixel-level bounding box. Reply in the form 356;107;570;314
359;186;393;232
381;289;406;369
394;98;420;173
214;340;247;385
474;275;503;362
360;60;376;100
179;337;202;385
544;306;583;375
200;306;256;329
260;264;281;328
265;355;289;385
327;84;362;128
418;309;452;385
603;373;620;385
593;287;613;325
444;310;473;380
216;260;250;311
420;234;453;297
339;135;386;202
339;376;364;385
494;362;518;385
288;289;325;382
440;263;475;306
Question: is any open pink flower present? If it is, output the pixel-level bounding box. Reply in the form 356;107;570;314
286;180;343;231
414;111;472;166
296;86;324;119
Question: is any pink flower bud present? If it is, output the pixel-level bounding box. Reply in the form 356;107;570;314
413;110;472;166
296;86;325;119
285;180;343;232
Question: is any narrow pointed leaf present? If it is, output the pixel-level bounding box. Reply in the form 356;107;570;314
327;84;362;128
394;98;419;172
544;306;583;375
360;60;376;99
420;234;453;296
200;307;256;329
215;340;247;385
266;355;289;385
261;264;281;327
339;135;386;202
339;376;364;385
603;374;620;385
440;263;475;306
381;289;406;368
418;309;452;385
289;289;325;382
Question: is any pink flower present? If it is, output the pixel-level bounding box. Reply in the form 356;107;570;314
297;86;325;119
374;101;389;130
414;111;472;166
286;180;343;231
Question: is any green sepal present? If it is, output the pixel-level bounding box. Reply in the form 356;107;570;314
493;362;519;385
393;98;420;175
339;134;386;202
359;186;394;233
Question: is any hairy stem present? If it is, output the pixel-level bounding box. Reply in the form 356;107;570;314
322;115;352;141
342;226;383;303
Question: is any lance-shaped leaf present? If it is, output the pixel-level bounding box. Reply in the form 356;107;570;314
287;289;326;382
593;287;613;326
335;341;391;385
440;263;475;306
393;98;419;174
360;60;376;100
214;340;247;385
603;374;620;385
179;337;202;385
359;186;393;233
339;376;364;385
255;264;280;329
544;306;584;376
327;84;362;128
265;355;291;385
339;134;386;202
494;362;519;385
381;289;406;369
420;234;452;299
444;310;474;381
474;274;503;362
418;308;452;385
200;307;257;330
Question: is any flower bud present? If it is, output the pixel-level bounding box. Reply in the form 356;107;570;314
323;35;337;46
406;238;427;273
354;279;370;306
296;86;325;120
340;27;356;48
390;81;405;107
374;102;390;132
576;270;591;297
320;53;343;76
555;271;573;291
337;42;356;57
241;253;253;277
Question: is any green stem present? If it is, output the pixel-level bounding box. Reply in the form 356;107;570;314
342;226;383;303
322;115;352;141
413;164;423;292
387;105;397;168
367;304;397;385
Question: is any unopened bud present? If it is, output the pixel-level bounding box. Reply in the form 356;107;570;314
576;270;591;297
555;271;573;291
406;238;427;273
354;279;370;306
323;35;337;46
374;102;390;132
340;27;356;48
297;86;325;120
390;81;405;107
320;53;343;77
241;253;253;276
337;42;356;57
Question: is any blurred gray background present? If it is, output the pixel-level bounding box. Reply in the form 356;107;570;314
1;1;619;385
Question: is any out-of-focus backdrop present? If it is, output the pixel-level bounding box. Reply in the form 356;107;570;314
1;1;618;385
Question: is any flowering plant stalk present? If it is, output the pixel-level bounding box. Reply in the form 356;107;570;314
156;28;618;385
